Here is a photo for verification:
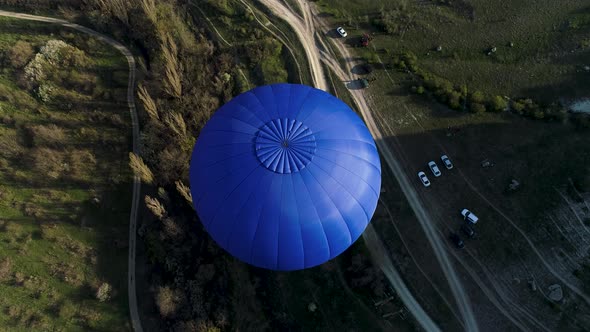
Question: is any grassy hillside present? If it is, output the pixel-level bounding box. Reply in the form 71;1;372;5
0;17;131;331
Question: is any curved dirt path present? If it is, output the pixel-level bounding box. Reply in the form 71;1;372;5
255;0;327;91
254;1;479;331
0;10;143;332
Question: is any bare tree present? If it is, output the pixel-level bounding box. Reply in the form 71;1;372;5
140;0;157;25
94;0;130;25
161;34;182;98
129;152;154;184
175;180;193;205
164;112;187;137
145;195;166;219
138;84;159;121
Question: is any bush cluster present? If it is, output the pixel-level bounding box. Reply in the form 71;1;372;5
394;51;574;122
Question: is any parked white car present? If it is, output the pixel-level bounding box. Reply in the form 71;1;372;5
461;209;479;224
428;161;441;177
418;171;431;187
441;155;453;169
336;27;347;37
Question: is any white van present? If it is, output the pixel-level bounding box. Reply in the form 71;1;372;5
461;209;479;224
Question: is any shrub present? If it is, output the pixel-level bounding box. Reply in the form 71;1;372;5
0;257;12;281
532;110;545;119
68;149;97;180
447;91;462;109
39;40;69;65
95;282;112;302
470;103;486;113
31;147;65;180
490;95;508;112
156;286;181;318
512;100;526;114
24;53;49;83
8;41;34;69
470;90;485;104
31;124;67;147
37;83;55;102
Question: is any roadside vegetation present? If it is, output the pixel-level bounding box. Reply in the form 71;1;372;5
0;17;130;330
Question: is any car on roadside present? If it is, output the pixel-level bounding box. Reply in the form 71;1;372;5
336;27;347;37
441;155;453;169
428;161;441;177
461;224;476;239
418;171;431;187
461;209;479;224
449;232;465;249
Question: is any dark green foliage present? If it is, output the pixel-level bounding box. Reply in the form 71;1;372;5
470;102;486;113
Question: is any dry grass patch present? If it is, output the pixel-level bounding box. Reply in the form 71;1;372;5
30;124;67;147
30;147;65;180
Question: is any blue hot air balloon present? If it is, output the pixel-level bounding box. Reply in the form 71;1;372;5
189;83;381;271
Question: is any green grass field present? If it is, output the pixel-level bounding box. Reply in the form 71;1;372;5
315;0;590;220
318;0;590;103
0;17;131;331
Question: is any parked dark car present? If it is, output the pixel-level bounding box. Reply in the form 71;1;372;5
461;224;476;239
449;232;465;249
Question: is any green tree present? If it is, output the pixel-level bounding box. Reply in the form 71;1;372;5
447;91;462;109
470;90;485;104
512;100;525;113
471;103;486;113
491;95;508;112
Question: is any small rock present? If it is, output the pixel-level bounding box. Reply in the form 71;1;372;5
308;302;317;312
436;45;443;52
548;284;563;302
528;278;537;291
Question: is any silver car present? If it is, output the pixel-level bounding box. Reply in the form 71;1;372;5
336;27;347;37
418;171;431;187
428;161;441;177
441;155;453;169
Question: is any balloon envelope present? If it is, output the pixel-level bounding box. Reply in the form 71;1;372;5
190;84;381;270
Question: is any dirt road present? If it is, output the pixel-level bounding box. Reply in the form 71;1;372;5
254;1;480;331
0;10;143;332
255;0;327;91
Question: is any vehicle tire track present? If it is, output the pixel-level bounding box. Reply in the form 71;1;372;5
457;170;590;305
